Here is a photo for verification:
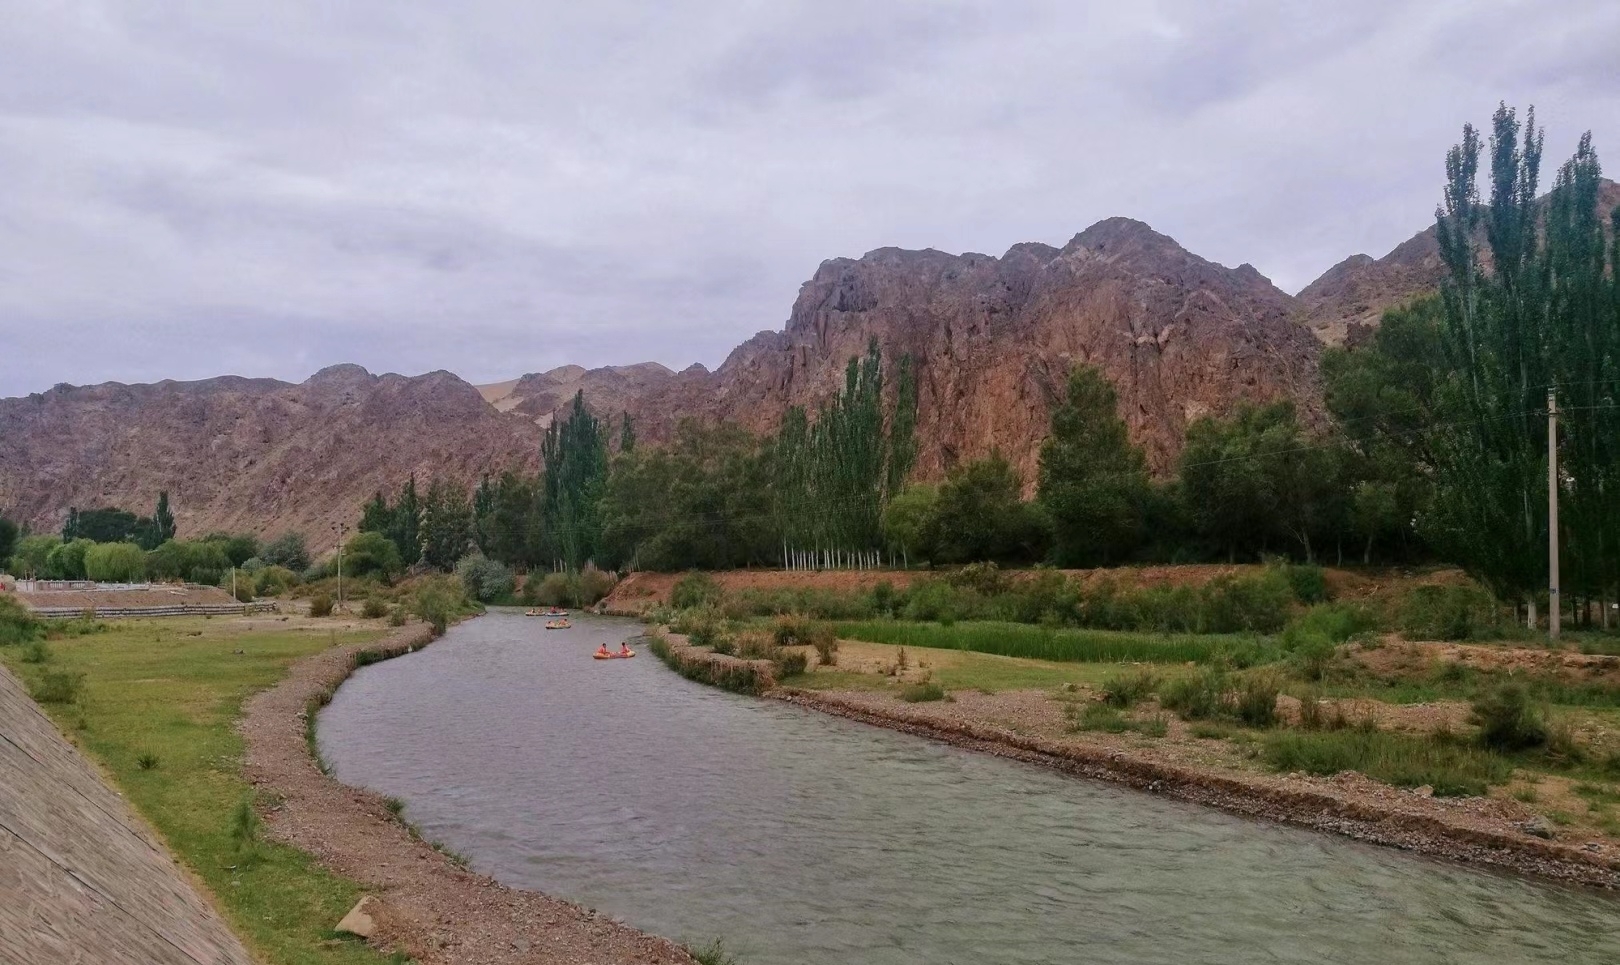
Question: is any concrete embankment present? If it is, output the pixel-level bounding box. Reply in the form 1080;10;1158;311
0;665;252;965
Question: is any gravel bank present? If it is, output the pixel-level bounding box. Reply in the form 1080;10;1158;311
775;688;1620;888
239;623;696;965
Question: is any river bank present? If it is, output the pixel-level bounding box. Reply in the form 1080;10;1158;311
240;620;697;965
647;628;1620;887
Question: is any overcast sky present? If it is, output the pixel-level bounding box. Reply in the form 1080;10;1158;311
2;1;1616;396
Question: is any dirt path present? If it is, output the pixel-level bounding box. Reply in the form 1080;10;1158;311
239;623;696;965
772;687;1620;888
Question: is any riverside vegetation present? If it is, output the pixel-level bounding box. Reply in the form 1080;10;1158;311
650;564;1620;841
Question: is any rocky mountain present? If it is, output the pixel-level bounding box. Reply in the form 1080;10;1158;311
16;187;1616;547
618;218;1320;482
1297;178;1620;345
0;365;540;552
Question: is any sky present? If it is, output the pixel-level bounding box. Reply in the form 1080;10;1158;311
2;0;1617;397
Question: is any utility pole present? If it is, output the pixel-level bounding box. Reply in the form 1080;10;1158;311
332;522;348;611
1549;388;1560;643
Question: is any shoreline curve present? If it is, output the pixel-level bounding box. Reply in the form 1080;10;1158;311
238;621;696;965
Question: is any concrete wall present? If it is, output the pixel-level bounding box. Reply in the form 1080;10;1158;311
0;665;252;965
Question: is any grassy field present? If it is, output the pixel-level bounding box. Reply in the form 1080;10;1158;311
0;616;397;965
833;620;1262;665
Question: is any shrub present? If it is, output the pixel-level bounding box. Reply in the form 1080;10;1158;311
1276;562;1329;604
1263;729;1510;796
411;576;466;636
1199;571;1293;634
734;632;778;660
771;613;815;647
811;624;838;667
308;593;334;618
1234;673;1281;727
1100;669;1159;708
528;571;577;607
1162;668;1227;720
870;580;897;615
947;561;1010;596
671;572;722;610
388;605;408;627
361;597;389;619
455;554;515;603
136;752;159;770
346;532;405;582
30;669;84;704
253;565;300;597
1289;634;1338;682
1470;684;1549;750
261;532;312;572
1398;584;1501;641
776;650;809;678
900;680;946;702
232;581;254;603
21;640;50;663
577;564;618;605
229;796;261;853
0;596;44;646
1284;602;1378;646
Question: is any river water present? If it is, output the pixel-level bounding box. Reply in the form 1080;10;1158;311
318;613;1620;964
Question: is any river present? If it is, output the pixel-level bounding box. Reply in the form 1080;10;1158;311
317;612;1620;964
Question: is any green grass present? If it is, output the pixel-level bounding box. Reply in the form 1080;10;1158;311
0;617;394;965
835;620;1263;665
1262;728;1512;797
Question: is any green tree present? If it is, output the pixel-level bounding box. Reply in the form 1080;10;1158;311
619;412;636;454
45;538;94;579
148;491;177;549
10;535;59;578
540;392;608;569
482;472;546;569
198;532;257;568
344;531;405;581
418;480;475;571
0;515;18;566
260;532;311;572
880;484;938;565
1037;366;1151;566
68;507;145;544
927;454;1045;565
84;542;147;582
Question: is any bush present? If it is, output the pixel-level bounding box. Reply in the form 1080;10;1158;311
1234;673;1280;727
946;562;1011;596
734;632;777;659
1199;571;1293;634
1100;669;1159;708
411;576;467;637
527;572;577;607
308;593;334;618
577;564;618;605
30;669;84;704
1161;668;1277;725
1471;684;1549;750
671;572;722;610
0;595;44;646
388;604;408;627
776;650;809;678
22;640;50;664
345;532;405;582
1399;584;1501;641
900;680;947;702
771;613;815;647
232;581;254;603
1263;729;1510;797
361;597;389;619
1275;561;1329;604
810;624;838;667
1284;603;1378;646
261;532;312;572
455;554;514;603
253;565;300;597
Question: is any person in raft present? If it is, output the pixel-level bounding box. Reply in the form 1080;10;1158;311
596;643;611;657
619;642;633;656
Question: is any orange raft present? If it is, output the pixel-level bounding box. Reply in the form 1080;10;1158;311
545;619;571;630
593;649;636;660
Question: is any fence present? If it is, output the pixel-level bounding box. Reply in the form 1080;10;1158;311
29;602;280;620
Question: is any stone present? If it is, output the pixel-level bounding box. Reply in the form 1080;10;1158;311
1519;817;1557;840
335;896;379;939
1412;785;1434;798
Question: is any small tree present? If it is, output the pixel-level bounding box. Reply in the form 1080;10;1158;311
84;542;147;582
260;532;311;572
150;491;177;548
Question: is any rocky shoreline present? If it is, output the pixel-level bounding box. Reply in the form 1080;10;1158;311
238;622;696;965
773;688;1620;889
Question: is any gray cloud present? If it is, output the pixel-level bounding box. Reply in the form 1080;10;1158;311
1;0;1616;396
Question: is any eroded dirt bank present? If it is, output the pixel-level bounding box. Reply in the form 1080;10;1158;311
774;688;1620;888
239;623;696;965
